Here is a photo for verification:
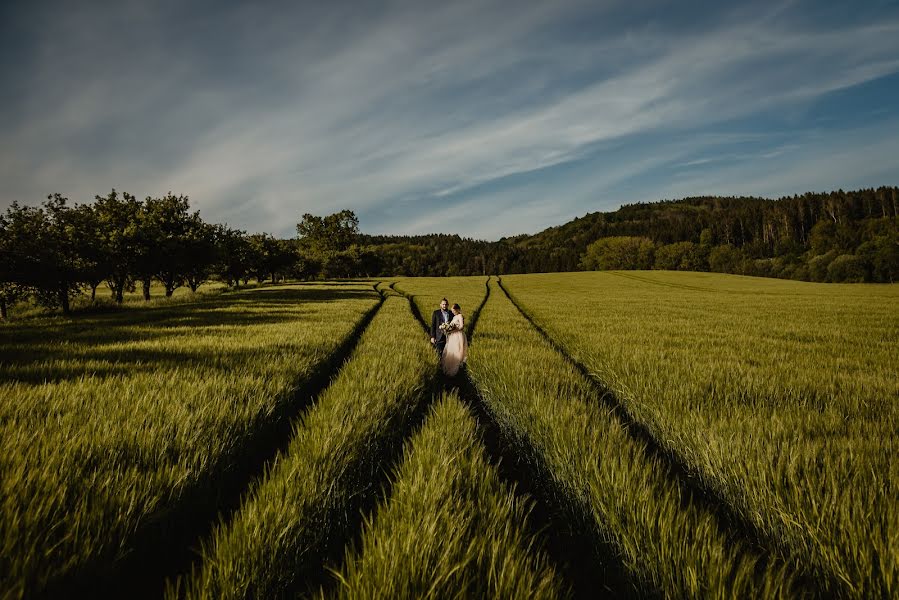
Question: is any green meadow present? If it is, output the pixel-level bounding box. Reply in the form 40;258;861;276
1;272;895;598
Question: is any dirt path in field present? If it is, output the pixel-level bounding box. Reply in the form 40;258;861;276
97;286;389;599
495;277;826;596
391;278;633;598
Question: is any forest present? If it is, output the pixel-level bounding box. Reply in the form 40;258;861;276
361;187;898;282
1;186;896;317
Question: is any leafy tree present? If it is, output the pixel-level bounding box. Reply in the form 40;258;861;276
143;193;196;297
1;196;85;314
827;254;866;283
247;233;296;283
69;203;105;301
297;209;359;255
708;244;744;273
183;220;218;292
0;206;30;318
580;236;654;270
215;225;252;288
93;189;142;303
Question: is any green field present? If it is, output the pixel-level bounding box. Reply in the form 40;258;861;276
1;272;894;598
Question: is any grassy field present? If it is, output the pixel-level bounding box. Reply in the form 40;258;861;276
502;271;899;598
1;271;892;598
465;277;795;598
392;276;489;336
0;282;379;598
176;294;435;598
333;392;565;599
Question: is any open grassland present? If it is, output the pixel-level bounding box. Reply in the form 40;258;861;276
178;294;435;599
3;271;891;598
333;392;566;599
466;278;798;598
502;271;899;598
0;283;379;598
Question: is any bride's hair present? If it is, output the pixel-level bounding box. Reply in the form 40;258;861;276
452;303;461;312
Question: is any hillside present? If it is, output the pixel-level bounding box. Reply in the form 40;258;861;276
360;187;898;282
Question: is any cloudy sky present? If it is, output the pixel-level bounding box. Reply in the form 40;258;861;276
2;0;898;240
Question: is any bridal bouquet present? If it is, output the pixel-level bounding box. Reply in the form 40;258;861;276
439;321;456;333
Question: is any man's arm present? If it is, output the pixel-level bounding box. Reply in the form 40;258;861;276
430;310;437;342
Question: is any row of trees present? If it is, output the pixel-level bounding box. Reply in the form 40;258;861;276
0;191;301;318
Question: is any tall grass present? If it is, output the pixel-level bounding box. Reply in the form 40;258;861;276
177;295;435;599
392;276;489;336
502;271;898;597
332;392;567;599
466;278;797;598
0;283;379;598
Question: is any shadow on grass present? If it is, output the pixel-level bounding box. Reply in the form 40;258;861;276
496;278;830;598
42;294;385;600
0;287;377;385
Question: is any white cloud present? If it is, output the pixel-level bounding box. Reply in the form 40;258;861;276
2;1;898;238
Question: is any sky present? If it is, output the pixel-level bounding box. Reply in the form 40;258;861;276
2;0;898;240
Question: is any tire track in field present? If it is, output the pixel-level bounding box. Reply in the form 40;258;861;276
72;285;388;600
391;277;633;598
496;277;828;597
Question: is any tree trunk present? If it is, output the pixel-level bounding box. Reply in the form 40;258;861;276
0;298;7;320
115;284;124;304
90;284;97;301
165;286;174;297
59;286;71;315
142;278;151;301
271;272;276;284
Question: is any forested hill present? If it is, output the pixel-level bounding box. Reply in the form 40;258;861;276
360;187;899;282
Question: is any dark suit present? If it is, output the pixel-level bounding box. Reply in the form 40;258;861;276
431;308;452;358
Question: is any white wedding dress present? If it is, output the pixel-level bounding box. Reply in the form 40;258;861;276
442;314;468;376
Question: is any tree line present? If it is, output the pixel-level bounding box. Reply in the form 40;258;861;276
3;186;896;318
357;187;898;283
0;191;303;318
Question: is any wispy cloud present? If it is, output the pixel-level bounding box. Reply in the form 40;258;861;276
1;0;898;239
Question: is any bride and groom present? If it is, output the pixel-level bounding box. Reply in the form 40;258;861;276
430;298;468;376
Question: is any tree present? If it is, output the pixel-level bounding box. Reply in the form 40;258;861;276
0;196;84;314
580;236;654;270
214;225;252;288
827;254;866;283
296;210;361;278
0;207;29;319
69;203;105;301
708;244;744;273
93;189;142;303
144;193;196;297
183;220;218;292
247;233;296;283
297;209;359;255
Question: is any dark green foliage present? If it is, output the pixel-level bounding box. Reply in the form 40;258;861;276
580;236;654;270
358;187;898;282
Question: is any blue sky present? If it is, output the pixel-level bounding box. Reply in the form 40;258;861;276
2;0;898;240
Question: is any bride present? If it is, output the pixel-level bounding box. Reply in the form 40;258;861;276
442;303;468;376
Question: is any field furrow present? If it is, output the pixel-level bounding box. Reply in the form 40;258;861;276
0;283;380;599
175;294;436;599
331;391;567;599
467;278;799;598
501;271;899;598
392;276;490;339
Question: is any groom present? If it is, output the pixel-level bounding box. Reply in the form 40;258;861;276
430;298;452;360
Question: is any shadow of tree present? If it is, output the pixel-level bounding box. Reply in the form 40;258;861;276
0;286;377;385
